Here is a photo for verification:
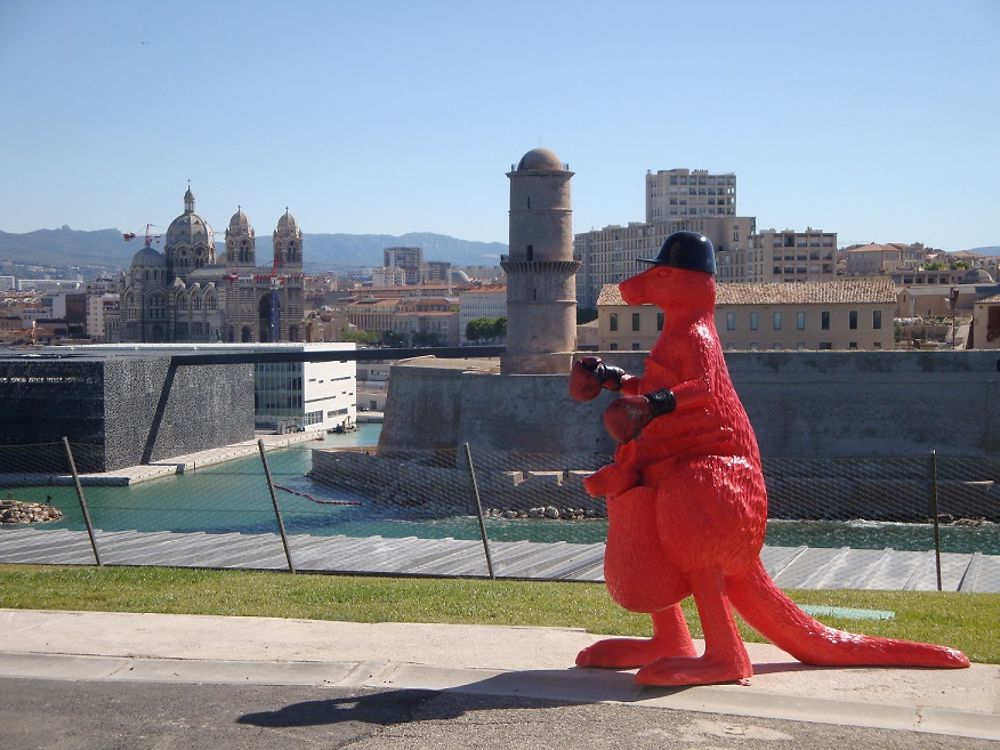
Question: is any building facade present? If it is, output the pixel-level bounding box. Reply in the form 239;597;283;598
383;246;423;284
56;342;357;433
645;168;736;222
575;216;755;308
596;278;895;351
458;284;506;344
112;188;304;344
972;293;1000;349
717;228;837;284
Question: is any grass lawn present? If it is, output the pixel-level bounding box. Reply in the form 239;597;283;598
1;564;997;663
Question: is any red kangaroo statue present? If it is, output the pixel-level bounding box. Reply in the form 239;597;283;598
569;231;969;687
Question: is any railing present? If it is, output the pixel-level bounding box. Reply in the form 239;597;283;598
0;440;997;591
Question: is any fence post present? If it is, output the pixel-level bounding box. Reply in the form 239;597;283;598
258;439;296;574
929;449;943;591
62;437;101;566
464;443;495;579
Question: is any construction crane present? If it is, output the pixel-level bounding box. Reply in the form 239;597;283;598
122;223;163;246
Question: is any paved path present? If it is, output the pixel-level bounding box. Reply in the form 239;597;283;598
0;609;997;744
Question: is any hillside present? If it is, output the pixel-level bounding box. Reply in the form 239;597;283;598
0;227;508;279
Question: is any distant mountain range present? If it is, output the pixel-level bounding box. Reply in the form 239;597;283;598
1;226;995;282
0;226;508;280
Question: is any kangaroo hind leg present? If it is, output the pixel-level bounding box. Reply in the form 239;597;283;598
635;569;752;686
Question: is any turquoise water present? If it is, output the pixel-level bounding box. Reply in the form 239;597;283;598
1;425;997;554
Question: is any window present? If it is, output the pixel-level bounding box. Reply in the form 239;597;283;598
609;313;618;332
821;311;830;330
849;342;858;349
750;311;758;330
849;310;858;330
773;311;782;330
726;312;736;330
609;342;618;350
656;312;664;331
631;342;641;350
632;312;641;332
873;310;882;329
796;311;805;330
819;342;832;350
526;244;533;261
873;342;882;349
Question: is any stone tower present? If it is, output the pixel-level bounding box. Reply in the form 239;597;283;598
501;148;580;374
224;206;256;271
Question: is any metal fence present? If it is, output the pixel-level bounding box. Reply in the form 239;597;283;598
0;439;997;591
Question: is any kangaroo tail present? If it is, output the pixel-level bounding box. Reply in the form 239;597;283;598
727;559;969;669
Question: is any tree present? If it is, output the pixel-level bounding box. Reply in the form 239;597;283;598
466;316;505;343
490;317;506;341
341;328;381;345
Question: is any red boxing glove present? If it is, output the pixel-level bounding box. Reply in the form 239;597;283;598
569;357;604;401
603;389;678;442
603;395;653;443
570;356;629;401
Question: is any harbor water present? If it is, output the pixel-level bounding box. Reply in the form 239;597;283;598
1;423;997;554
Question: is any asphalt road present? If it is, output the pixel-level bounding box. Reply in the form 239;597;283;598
4;677;998;750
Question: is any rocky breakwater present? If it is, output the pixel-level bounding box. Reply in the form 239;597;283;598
1;498;64;524
310;448;607;519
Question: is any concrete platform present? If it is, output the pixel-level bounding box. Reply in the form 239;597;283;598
0;429;326;487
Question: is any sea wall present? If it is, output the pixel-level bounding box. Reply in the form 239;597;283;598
379;351;1000;460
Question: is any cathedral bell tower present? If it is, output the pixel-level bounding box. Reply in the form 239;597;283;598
500;148;580;374
224;206;255;272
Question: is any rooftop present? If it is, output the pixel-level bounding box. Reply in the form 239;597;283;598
598;278;897;307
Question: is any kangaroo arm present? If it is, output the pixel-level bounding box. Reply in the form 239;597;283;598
669;377;713;411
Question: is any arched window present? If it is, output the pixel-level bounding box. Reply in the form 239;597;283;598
207;295;217;310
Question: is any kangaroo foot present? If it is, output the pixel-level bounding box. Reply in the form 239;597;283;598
576;636;698;669
635;655;752;687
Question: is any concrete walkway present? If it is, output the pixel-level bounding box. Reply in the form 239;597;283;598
0;608;997;742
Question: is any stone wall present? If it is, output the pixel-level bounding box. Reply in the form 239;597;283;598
379;351;1000;460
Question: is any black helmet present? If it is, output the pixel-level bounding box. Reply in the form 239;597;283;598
639;231;716;275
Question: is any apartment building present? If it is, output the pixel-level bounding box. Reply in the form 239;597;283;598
720;228;838;284
645;169;736;222
383;246;423;284
575;216;755;308
596;278;895;351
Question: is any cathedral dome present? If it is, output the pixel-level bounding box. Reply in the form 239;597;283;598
276;209;299;235
228;208;253;235
165;187;215;247
131;245;166;268
516;148;565;171
961;268;995;284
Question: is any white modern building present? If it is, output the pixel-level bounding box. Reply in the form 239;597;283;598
48;342;358;433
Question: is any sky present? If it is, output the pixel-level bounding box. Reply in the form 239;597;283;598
1;0;997;251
